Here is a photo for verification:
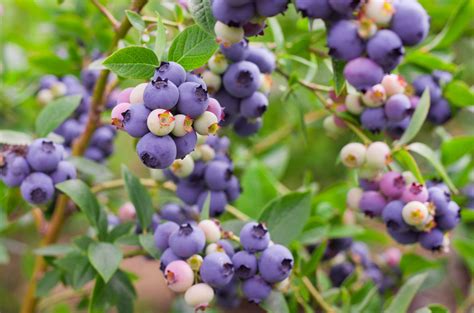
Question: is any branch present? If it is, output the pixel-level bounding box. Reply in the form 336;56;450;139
91;0;120;30
142;16;180;28
301;276;336;313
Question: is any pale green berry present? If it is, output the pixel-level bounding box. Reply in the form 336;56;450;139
172;114;193;137
366;141;391;169
147;109;176;136
347;187;363;210
202;71;222;94
171;155;194;178
184;283;214;310
198;219;221;243
208;53;229;75
130;83;148;104
340;143;367;168
198;144;216;162
345;94;363;115
194;111;219;136
214;21;244;47
50;82;67;97
37;89;54;105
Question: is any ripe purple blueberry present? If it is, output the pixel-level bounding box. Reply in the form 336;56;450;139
197;190;228;217
220;40;249;62
379;171;406;198
419;228;445;251
231;250;257;279
20;172;55;204
240;92;268;119
143;78;179;110
344;58;384;91
390;0;430;46
212;0;255;27
233;117;262;137
242;275;272;304
168;223;206;258
360;107;387;133
136;133;177;169
154;221;180;251
200;252;234;288
359;191;387;217
204;160;233;191
153;62;186;87
26;139;63;173
295;0;333;19
122;104;151;138
245;47;276;74
240;222;270;253
385;94;412;122
223;61;261;98
367;30;404;72
428;98;452;125
50;161;77;184
256;0;289;17
176;82;209;119
0;153;30;187
173;130;198;159
328;20;365;61
382;200;410;232
259;244;294;283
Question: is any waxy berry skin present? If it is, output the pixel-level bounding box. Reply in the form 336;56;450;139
233;117;262;137
223;61;262;98
419;228;444;251
231;251;258;279
401;201;430;227
147;109;176;136
329;262;354;287
214;22;245;47
340;142;366;168
176;180;204;205
344;58;384;91
176;82;209;119
328;20;365;62
198;219;222;243
379;171;406;198
245;47;276;74
204;161;233;191
122;104;151;138
428;98;452;125
240;222;270;253
329;0;361;14
143;78;179;111
136;133;177;169
173;131;198;159
196;190;228;217
242;275;272;304
26;139;63;173
401;183;429;203
364;0;394;26
154;221;180;251
200;252;235;288
388;227;419;244
259;244;294;283
153;62;186;87
360;107;387;133
220;40;249;62
194;111;219;136
225;176;241;202
168;223;206;258
390;0;430;46
428;187;450;216
160;203;189;225
256;0;289;17
159;248;181;272
367;30;405;72
0;154;30;187
184;283;215;310
50;161;77;184
385;94;412;122
129;83;148;105
111;102;131;128
20;172;55;204
412;75;442;103
382;200;410;233
366;141;391;170
295;0;333;19
164;260;194;293
435;201;460;231
212;0;255;27
116;87;133;104
359;191;387;218
172;114;193;137
240;92;268;119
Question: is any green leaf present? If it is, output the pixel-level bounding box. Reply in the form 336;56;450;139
154;13;167;63
88;242;123;283
392;149;425;184
0;242;9;264
268;17;284;50
396;88;430;146
125;10;145;32
36;270;61;297
68;156;114;182
261;291;290;313
441;135;474;165
34;244;75;256
122;166;154;231
407;142;458;193
199;191;211;220
0;130;33;145
56;179;108;239
35;95;82;137
139;233;161;259
351;287;378;313
302;240;326;276
89;276;107;313
188;0;216;34
400;253;442;276
168;25;218;71
259;191;312;246
385;273;428;313
103;46;159;79
332;59;346;96
415;304;449;313
453;238;474;274
404;51;457;72
108;222;135;242
443;80;474;108
235;161;279;219
55;252;95;290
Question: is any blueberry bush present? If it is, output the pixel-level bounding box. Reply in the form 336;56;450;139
1;0;473;312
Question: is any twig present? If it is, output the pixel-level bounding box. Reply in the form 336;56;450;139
309;47;329;58
91;0;120;30
142;16;180;28
225;205;251;221
302;276;336;313
124;249;148;258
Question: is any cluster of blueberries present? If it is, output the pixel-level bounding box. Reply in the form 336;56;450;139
340;142;461;251
0;139;76;204
202;42;275;136
309;238;401;293
156;220;293;309
38;72;118;163
157;135;241;217
111;62;225;169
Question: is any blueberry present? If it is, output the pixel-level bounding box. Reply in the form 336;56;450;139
122;104;150;138
204;160;233;191
240;222;270;253
402;183;428;203
329;0;362;14
259;244;293;283
216;279;241;309
200;252;234;288
164;260;194;292
116;87;134;104
185;72;206;86
220;40;249;62
153;62;186;87
223;61;261;99
39;75;59;90
359;191;387;217
242;276;272;304
214;89;240;124
233;116;262;136
419;228;444;251
197;190;228;217
432;70;453;85
340;142;366;168
245;47;276;74
169;223;206;258
154;221;180;251
214;22;245;47
386;117;410;139
90;126;115;150
50;161;77;185
84;147;105;162
240;92;268;118
176;82;209;118
81;69;99;92
212;0;255;27
160;203;189;224
344;58;384;91
159;248;181;272
428;98;452;125
184;283;215;310
367;30;404;72
256;0;288;17
365;264;384;288
360;107;387;133
217;239;235;257
387;227;419;245
390;0;430;46
382;200;410;232
26;139;63;173
435;201;460;231
136;133;177;169
243;21;267;37
379;171;406;198
59;119;84;145
350;242;371;267
225;176;241;202
20;172;55;204
385;94;411;122
173;131;197;159
231;251;257;279
323;238;353;260
328;20;365;61
412;75;442;102
0;153;30;187
176;180;204;205
428;187;450;216
329;262;354;287
143;78;179;111
295;0;333;19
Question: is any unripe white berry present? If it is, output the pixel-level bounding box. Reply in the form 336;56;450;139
37;89;54;105
340;143;367;168
382;74;406;96
129;83;148;104
347;187;363;210
366;141;391;169
259;74;273;94
196;134;207;145
186;254;203;271
194;111;219;136
345;94;363;115
150;169;166;182
358;165;382;180
362;84;386;108
171;155;195;178
208;54;229;75
198;144;216;162
50;82;67;97
364;0;395;26
184;283;214;310
147;109;176;136
323;115;343;137
402;201;430;227
214;21;244;47
164;260;194;293
275;277;291;293
198;219;221;243
202;71;221;94
205;243;219;255
172;114;193;137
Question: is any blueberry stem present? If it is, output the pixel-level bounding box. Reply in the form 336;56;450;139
302;276;336;313
91;0;120;30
